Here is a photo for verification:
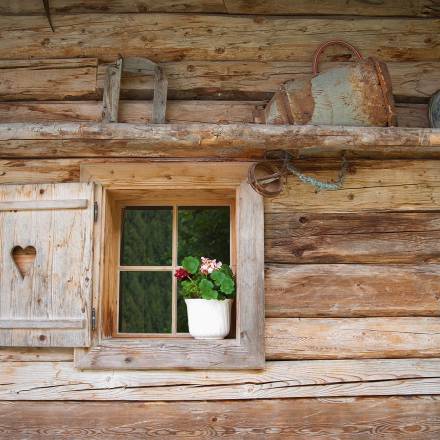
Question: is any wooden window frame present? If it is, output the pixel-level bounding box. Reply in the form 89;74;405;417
111;190;236;338
75;162;265;370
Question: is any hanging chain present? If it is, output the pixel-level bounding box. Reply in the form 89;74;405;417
248;149;349;197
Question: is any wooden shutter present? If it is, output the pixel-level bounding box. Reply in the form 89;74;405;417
0;183;96;347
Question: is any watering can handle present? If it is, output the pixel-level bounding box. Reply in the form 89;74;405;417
312;40;363;76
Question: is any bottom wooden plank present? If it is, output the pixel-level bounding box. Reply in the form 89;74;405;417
1;397;439;439
2;359;440;401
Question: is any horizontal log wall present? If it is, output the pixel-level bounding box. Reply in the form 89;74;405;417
1;3;440;437
2;397;440;439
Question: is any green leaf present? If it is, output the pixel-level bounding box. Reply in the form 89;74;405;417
202;289;218;300
210;270;226;286
220;277;235;295
181;256;199;274
180;280;199;299
198;278;217;300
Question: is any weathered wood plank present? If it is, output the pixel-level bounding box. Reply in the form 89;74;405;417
0;159;82;184
2;359;440;400
225;0;440;17
102;59;122;123
265;160;440;213
98;61;440;101
0;15;438;62
0;59;98;101
0;100;261;124
0;183;94;347
0;348;73;362
266;264;440;317
1;59;435;102
0;199;88;211
1;124;440;161
265;211;440;263
266;317;440;360
266;211;440;238
396;103;429;127
1;397;439;439
266;232;440;264
0;0;227;15
0;319;85;329
2;0;439;16
0;101;426;128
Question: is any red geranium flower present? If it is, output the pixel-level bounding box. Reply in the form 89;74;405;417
174;267;190;280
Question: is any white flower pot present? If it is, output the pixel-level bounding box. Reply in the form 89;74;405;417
185;298;232;340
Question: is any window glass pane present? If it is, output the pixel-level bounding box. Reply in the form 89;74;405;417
120;207;172;266
177;206;230;333
178;206;230;264
177;287;189;333
119;271;172;333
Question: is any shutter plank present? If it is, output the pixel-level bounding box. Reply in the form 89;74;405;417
0;199;88;211
0;183;94;347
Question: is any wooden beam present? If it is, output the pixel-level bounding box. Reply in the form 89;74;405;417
265;210;440;263
1;0;439;16
0;101;427;128
266;317;440;360
265;160;440;213
224;0;440;17
98;61;440;101
0;15;438;62
0;59;98;101
0;0;228;15
0;123;439;160
266;264;440;317
2;359;440;400
1;397;439;439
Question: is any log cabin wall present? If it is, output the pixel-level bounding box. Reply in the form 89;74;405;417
0;1;440;438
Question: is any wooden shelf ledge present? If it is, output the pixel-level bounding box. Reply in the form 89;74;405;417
1;122;439;159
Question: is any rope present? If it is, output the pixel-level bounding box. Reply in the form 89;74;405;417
248;149;349;197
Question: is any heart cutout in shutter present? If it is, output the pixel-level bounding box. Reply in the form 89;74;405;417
11;246;36;278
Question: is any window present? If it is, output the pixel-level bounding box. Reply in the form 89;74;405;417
113;193;235;337
76;162;264;369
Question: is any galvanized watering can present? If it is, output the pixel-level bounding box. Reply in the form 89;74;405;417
264;40;397;127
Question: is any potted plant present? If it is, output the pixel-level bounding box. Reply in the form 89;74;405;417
175;256;236;339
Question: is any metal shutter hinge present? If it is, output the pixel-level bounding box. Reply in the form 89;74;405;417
91;307;96;331
94;202;98;222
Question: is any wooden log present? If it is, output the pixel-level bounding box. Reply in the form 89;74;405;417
266;264;440;317
0;101;426;128
397;103;429;128
1;0;439;16
0;15;438;62
97;61;440;101
0;0;228;15
266;231;440;263
224;0;440;17
266;209;440;265
0;348;73;362
0;59;98;101
265;160;440;213
265;211;440;263
1;397;439;439
265;317;440;360
1;59;435;102
266;211;440;238
2;358;440;400
1;124;440;161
